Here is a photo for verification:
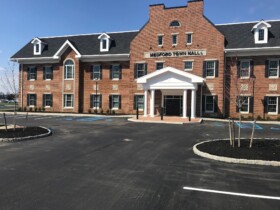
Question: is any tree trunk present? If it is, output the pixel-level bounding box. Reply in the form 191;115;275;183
238;110;241;147
229;119;232;146
13;101;17;130
249;120;256;148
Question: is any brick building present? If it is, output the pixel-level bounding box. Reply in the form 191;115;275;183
11;0;280;120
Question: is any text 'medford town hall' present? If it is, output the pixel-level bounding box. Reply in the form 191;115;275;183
11;0;280;119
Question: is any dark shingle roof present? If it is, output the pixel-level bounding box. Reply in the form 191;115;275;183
11;31;138;58
216;21;280;49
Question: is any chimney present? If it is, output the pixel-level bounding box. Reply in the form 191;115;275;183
188;0;204;15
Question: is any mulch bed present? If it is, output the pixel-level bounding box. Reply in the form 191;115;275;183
196;139;280;161
0;127;49;139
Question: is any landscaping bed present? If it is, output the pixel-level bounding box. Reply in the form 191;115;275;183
196;139;280;161
0;127;50;139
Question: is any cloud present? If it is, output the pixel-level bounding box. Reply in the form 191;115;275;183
0;66;5;71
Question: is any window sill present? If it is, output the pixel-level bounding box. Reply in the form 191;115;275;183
44;106;51;108
184;69;193;71
112;108;119;110
64;78;74;81
206;76;215;79
172;44;177;47
186;43;192;46
28;79;36;81
112;78;120;81
205;110;214;113
44;79;52;81
240;111;249;114
28;105;35;108
64;107;74;109
92;79;101;81
268;77;279;79
91;107;100;110
267;112;278;115
240;77;250;80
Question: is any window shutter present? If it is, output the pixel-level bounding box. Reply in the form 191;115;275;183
110;65;113;80
237;61;241;78
35;67;37;80
133;95;137;110
134;64;138;79
264;96;268;113
119;64;122;79
202;61;206;78
50;66;53;80
249;97;254;113
265;60;269;78
43;94;45;107
50;94;53;107
100;65;102;80
27;95;30;106
43;67;46;80
90;66;93;80
119;95;122;109
99;95;102;108
27;67;30;80
202;95;205;113
214;95;218;113
34;94;37;107
109;95;112;109
278;97;280;114
90;95;93;108
144;63;148;76
250;60;254;78
236;96;239;113
215;61;219;77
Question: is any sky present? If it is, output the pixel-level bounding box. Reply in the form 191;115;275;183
0;0;280;93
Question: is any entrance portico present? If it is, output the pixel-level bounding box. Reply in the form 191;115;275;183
137;67;205;118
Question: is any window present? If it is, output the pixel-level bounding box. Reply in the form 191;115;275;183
27;94;36;107
43;94;52;107
170;20;181;27
64;60;74;79
110;95;121;109
98;33;110;52
268;60;279;78
43;66;53;80
205;96;214;112
64;94;73;108
158;35;163;46
91;65;102;80
35;44;40;53
27;67;37;80
134;95;144;110
205;61;215;78
102;39;107;50
135;63;147;78
172;34;178;45
240;61;250;78
110;64;121;80
187;33;192;45
258;29;264;41
91;95;101;109
267;97;278;114
156;62;164;70
184;61;193;71
239;96;249;113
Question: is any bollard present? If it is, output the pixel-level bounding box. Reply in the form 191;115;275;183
136;105;139;120
189;115;191;122
161;107;164;121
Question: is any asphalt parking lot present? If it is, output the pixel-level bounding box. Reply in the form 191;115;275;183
0;114;280;210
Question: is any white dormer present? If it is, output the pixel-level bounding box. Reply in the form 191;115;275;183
31;38;46;55
98;33;111;52
251;20;271;44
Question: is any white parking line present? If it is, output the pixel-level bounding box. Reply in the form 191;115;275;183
34;116;56;120
183;187;280;200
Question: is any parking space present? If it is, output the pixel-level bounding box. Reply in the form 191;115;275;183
0;115;280;209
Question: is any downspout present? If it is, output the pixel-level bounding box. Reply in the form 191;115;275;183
223;51;227;118
19;60;23;109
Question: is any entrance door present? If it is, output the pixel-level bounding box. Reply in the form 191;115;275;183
164;96;182;116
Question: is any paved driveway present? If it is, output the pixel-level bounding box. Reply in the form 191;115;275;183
0;114;280;210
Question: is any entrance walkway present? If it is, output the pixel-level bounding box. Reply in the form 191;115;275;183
128;116;202;125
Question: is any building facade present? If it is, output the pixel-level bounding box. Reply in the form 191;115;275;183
11;0;280;120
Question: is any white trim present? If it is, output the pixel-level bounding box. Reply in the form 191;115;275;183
215;19;280;26
226;46;280;51
53;40;81;59
267;96;279;115
239;59;251;79
184;60;194;71
268;59;280;78
204;95;215;113
80;54;130;62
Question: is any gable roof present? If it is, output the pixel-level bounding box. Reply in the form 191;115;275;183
11;31;138;59
216;20;280;49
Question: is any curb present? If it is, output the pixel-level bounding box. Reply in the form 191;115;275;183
0;126;52;142
202;118;280;125
193;138;280;167
128;118;203;125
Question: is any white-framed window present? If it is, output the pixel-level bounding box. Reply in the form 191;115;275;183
27;66;37;80
110;95;121;110
268;60;279;78
252;21;271;44
43;66;53;80
205;95;214;113
91;65;101;80
102;39;107;50
27;94;36;107
91;94;101;109
184;61;193;71
134;95;144;110
43;94;52;107
267;96;278;114
156;62;164;70
240;60;250;79
258;29;264;41
172;34;178;46
64;60;74;79
98;33;110;52
35;44;40;53
135;63;147;78
158;35;163;46
239;96;249;113
186;33;193;45
64;94;74;108
111;64;121;80
205;61;215;78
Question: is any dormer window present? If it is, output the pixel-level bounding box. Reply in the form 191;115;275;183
35;44;40;53
252;20;271;44
31;38;46;55
98;33;111;52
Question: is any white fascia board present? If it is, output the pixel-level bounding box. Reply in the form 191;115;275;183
98;33;111;39
80;54;130;62
252;21;272;31
225;47;280;56
10;57;60;64
53;40;81;59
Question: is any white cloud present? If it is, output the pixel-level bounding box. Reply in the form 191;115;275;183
0;66;5;71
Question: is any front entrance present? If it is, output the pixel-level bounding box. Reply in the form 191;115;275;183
164;96;182;116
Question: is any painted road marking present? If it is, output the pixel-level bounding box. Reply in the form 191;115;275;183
34;116;58;120
183;187;280;200
235;122;263;130
271;127;280;131
77;117;105;122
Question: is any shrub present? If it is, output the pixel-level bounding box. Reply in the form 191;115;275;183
112;110;116;115
29;107;33;112
42;107;45;112
23;107;27;112
38;107;41;112
88;109;92;114
257;115;262;121
266;116;271;121
277;117;280;121
100;109;104;114
18;107;22;112
106;109;110;115
94;109;98;114
34;107;38;112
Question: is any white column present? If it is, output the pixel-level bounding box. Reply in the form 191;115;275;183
144;90;148;117
150;90;155;117
191;89;197;119
183;90;187;118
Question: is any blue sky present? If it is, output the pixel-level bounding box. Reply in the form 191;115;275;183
0;0;280;92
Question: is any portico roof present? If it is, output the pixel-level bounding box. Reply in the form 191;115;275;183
137;66;205;90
